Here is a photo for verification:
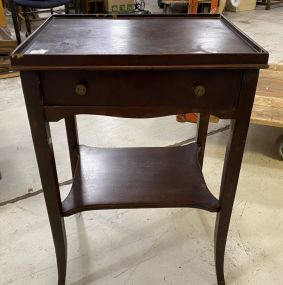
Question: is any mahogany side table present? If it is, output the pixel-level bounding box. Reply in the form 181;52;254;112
11;14;269;285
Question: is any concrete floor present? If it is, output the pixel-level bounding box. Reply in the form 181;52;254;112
0;3;283;285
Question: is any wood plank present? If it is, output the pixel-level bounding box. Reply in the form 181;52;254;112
251;65;283;128
252;96;283;128
0;72;19;79
268;64;283;71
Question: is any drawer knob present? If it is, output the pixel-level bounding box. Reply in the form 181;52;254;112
194;85;205;97
75;83;87;96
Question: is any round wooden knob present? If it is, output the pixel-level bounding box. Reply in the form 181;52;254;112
75;83;87;96
194;85;205;97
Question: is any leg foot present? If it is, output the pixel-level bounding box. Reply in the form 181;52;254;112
214;212;226;285
50;217;67;285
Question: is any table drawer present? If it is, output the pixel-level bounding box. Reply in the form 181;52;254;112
41;70;242;111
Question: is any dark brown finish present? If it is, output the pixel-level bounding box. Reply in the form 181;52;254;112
10;14;268;70
196;113;210;168
44;105;237;122
11;15;268;285
20;18;256;54
20;72;67;284
65;116;79;176
62;144;219;216
214;70;259;284
40;70;242;112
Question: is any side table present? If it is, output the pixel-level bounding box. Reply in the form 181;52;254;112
11;14;269;285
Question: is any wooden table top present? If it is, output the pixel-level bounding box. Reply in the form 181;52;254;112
11;14;268;70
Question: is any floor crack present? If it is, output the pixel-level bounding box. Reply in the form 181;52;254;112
0;179;72;207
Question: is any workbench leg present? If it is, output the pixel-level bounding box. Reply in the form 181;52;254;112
214;70;259;285
65;116;79;177
266;0;271;9
22;7;32;36
65;3;69;14
9;0;21;43
196;113;209;169
21;72;67;285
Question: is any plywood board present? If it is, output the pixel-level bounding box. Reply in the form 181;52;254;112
0;71;19;79
251;65;283;128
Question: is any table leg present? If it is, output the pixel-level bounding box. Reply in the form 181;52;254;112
266;0;271;9
22;7;31;36
65;116;79;177
196;113;209;169
20;71;67;285
214;70;259;285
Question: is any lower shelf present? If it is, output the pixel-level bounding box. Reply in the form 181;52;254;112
61;143;219;216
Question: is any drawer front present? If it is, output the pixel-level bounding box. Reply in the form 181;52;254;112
41;70;242;111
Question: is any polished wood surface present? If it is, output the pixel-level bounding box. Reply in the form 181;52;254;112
65;116;79;176
214;69;259;285
20;72;67;284
62;144;219;216
196;113;210;168
21;18;256;55
12;15;268;285
41;68;242;122
11;15;268;69
41;69;242;108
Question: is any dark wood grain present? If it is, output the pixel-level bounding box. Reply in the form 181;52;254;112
214;70;259;285
65;116;79;176
62;143;220;216
196;113;210;168
15;15;268;285
44;105;237;122
10;15;268;69
41;70;242;110
21;18;256;55
20;71;67;285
